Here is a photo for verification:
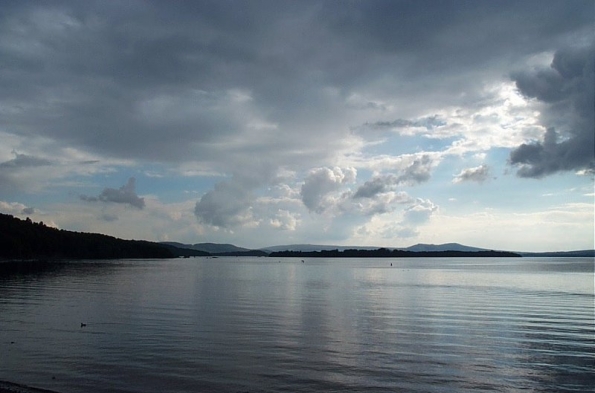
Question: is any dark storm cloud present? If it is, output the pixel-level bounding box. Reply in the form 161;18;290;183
319;0;592;79
1;0;592;166
80;177;145;209
510;43;594;177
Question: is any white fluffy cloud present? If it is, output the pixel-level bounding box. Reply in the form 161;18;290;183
194;179;255;229
300;167;356;213
269;209;299;231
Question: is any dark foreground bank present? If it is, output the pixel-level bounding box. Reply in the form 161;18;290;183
0;381;59;393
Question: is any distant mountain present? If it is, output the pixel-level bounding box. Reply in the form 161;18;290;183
161;242;250;254
165;241;594;258
262;242;487;253
215;250;269;257
402;243;488;252
159;244;210;257
261;244;382;253
5;212;588;262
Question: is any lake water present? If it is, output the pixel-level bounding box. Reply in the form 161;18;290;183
0;257;593;393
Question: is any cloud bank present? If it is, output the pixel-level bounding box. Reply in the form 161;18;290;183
510;43;595;177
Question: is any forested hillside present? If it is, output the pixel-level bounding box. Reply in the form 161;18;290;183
0;214;173;260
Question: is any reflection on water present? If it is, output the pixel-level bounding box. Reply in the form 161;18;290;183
0;257;593;393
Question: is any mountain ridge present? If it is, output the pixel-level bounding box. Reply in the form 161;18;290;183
161;242;250;254
2;214;591;259
166;241;593;257
261;242;491;253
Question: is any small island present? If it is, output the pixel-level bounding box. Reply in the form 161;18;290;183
268;248;521;258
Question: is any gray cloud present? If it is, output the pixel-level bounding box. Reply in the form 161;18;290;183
453;164;491;184
100;213;118;222
353;155;434;204
510;43;595;177
346;191;412;217
399;155;433;185
300;167;356;213
81;177;145;209
22;207;35;215
194;179;254;228
353;176;396;199
358;115;447;134
0;153;53;194
1;1;591;170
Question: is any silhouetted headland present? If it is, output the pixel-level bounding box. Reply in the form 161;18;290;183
0;213;174;261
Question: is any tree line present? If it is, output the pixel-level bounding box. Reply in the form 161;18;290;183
0;213;173;260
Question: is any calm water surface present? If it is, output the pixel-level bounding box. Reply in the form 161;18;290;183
0;257;593;392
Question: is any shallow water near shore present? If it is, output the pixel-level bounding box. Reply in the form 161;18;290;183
1;257;593;393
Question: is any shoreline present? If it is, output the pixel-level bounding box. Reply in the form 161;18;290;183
0;381;60;393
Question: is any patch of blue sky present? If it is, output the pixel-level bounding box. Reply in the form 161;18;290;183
354;168;375;184
16;172;113;209
136;170;226;203
361;133;458;157
40;166;225;205
434;160;592;212
7;194;51;211
425;148;592;213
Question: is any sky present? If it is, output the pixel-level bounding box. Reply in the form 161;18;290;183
0;0;593;252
